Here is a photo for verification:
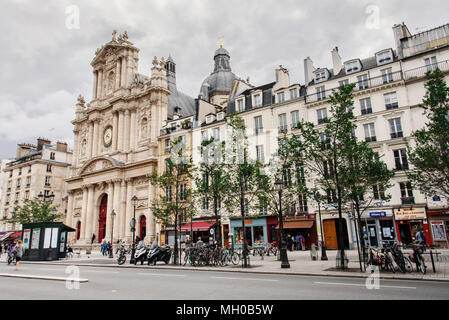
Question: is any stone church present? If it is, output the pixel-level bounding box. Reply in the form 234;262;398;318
65;31;195;245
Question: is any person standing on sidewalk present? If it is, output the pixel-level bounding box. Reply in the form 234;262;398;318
14;240;23;271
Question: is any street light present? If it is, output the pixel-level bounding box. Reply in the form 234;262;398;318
109;210;116;258
275;178;290;269
313;191;328;261
130;195;138;264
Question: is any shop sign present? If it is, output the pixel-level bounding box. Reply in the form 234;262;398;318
394;208;427;220
361;209;393;219
431;221;447;241
23;229;31;249
428;210;449;215
370;212;387;217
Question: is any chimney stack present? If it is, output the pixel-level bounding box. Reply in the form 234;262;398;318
56;141;68;152
304;57;315;85
331;47;342;75
37;138;51;151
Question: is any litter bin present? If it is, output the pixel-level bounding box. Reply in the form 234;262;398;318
310;244;318;261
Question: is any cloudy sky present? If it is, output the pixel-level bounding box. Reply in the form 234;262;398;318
0;0;447;159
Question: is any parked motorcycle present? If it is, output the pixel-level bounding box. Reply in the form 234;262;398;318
147;243;171;265
133;242;149;265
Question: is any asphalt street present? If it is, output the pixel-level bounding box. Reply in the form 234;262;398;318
0;263;448;300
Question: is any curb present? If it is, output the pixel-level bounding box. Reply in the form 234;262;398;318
0;273;89;282
19;261;449;283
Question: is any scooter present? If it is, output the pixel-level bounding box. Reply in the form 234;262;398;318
147;244;171;265
133;243;149;265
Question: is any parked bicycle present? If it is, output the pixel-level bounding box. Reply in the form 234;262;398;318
408;244;427;274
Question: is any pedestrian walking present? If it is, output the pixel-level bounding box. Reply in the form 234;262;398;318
298;234;304;251
100;239;108;256
14;240;23;271
295;235;300;251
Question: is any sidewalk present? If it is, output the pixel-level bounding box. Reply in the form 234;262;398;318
6;248;449;282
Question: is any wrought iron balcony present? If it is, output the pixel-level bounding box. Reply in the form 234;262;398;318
401;196;415;205
403;60;449;81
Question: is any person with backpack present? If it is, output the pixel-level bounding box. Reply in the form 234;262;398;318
14;240;24;271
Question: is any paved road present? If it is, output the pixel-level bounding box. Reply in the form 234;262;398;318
1;263;448;300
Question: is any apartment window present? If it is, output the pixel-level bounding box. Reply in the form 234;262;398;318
357;74;369;90
320;133;331;150
278;113;287;132
15;192;19;203
212;128;220;141
24;190;30;200
385;92;398;110
339;79;349;87
216;112;224;121
323;160;334;179
18;168;22;176
179;184;187;201
201;130;208;142
28;166;31;173
237;99;244;112
381;68;394;84
394;149;409;171
50;152;55;160
297;193;308;213
7;181;11;192
16;179;21;189
363;123;377;142
277;92;285;103
45;176;51;187
205;115;214;124
290;88;298;100
345;60;361;74
400;182;414;204
164;186;172;203
425;56;438;72
376;50;393;65
360;98;373;115
254;116;263;135
295;163;306;185
9;171;12;178
164;139;170;153
256;145;265;163
373;185;386;200
389;118;403;139
316;86;326;101
317;108;328;124
315;70;328;83
326;189;337;204
291;111;300;129
26;176;31;188
254;94;262;107
46;165;52;172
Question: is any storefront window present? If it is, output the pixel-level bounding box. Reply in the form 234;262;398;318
253;226;264;245
234;227;251;246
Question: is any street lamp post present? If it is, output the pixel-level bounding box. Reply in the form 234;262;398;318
314;191;328;261
109;210;116;258
130;196;138;264
275;179;290;269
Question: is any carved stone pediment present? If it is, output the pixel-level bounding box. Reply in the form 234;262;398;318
78;157;122;175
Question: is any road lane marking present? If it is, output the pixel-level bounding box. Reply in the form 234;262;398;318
211;276;278;282
0;273;88;282
137;273;186;277
314;282;416;290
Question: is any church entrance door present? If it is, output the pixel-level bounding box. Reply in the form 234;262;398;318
99;195;108;243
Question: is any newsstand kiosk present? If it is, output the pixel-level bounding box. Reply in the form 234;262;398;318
21;222;75;261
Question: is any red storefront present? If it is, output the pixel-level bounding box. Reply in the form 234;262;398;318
428;209;449;248
394;207;432;246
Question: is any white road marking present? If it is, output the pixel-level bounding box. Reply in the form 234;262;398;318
136;273;186;277
211;276;279;282
314;282;416;290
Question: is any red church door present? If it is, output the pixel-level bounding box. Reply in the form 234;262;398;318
98;195;107;243
140;215;146;240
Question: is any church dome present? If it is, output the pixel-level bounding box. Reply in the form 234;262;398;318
199;46;236;101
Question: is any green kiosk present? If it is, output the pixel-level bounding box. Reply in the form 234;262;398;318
21;222;75;261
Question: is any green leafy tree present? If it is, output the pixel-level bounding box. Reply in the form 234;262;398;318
223;114;266;267
296;84;393;269
149;137;192;264
407;69;449;200
11;198;62;224
193;137;231;247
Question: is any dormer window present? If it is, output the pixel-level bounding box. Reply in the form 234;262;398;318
376;49;393;66
344;60;362;74
314;69;329;83
253;93;262;107
206;115;215;124
216;112;224;121
277;92;285;103
237;98;245;112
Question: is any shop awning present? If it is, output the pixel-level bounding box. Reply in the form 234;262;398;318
0;232;11;241
276;220;314;229
8;232;22;239
180;221;216;232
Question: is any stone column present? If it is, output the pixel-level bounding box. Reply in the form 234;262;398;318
66;191;75;242
121;55;127;88
121;179;129;241
147;181;156;243
80;186;88;243
124;109;130;151
88;121;94;158
97;69;103;99
112;112;118;152
115;59;121;90
85;185;95;244
125;179;133;242
117;111;124;151
105;181;114;240
92;120;99;158
129;110;136;151
112;179;121;240
92;71;98;99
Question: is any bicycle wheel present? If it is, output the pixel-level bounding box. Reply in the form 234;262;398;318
417;256;427;274
182;254;189;266
117;254;126;265
404;256;413;273
231;252;240;265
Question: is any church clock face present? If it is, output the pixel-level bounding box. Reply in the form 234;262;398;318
103;125;113;147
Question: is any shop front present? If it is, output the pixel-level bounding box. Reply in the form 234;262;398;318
394;207;432;246
230;217;267;248
361;209;396;248
428;209;449;248
179;220;216;246
275;216;318;250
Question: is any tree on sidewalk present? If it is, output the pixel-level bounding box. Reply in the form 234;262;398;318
11;198;62;224
407;68;449;200
148;137;192;265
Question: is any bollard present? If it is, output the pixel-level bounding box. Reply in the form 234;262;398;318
430;250;436;273
311;244;317;261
